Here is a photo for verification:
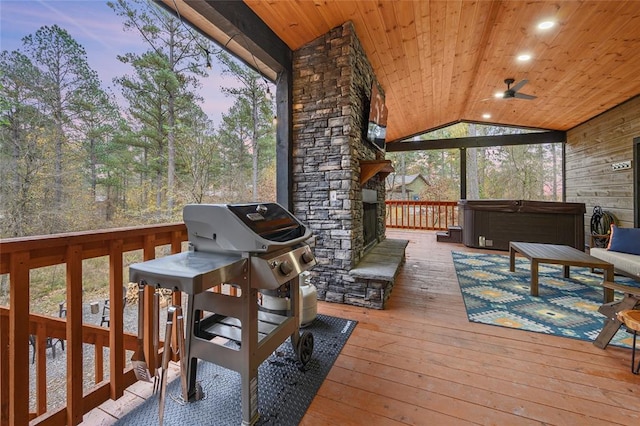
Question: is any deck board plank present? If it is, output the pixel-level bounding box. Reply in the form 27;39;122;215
86;230;640;425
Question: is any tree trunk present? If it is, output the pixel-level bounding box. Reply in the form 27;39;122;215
252;93;259;201
537;143;544;198
467;124;480;199
90;138;97;199
54;121;63;207
167;91;175;212
9;114;24;237
156;169;163;209
167;29;176;213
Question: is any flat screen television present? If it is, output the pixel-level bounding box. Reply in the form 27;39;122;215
366;83;388;152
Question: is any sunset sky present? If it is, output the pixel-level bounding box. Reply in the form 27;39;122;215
1;0;243;125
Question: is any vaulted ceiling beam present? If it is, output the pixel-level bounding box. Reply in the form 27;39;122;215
386;130;566;152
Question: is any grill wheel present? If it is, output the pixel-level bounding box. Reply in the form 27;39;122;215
293;331;314;366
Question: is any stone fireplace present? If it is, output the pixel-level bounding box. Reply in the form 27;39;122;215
291;22;396;308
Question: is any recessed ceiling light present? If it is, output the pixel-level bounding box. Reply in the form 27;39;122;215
494;92;503;98
538;21;555;30
517;54;532;62
482;113;491;119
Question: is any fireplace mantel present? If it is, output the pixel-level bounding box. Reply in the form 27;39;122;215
360;160;394;184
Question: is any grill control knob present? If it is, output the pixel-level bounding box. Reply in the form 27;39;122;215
279;260;294;276
301;251;314;264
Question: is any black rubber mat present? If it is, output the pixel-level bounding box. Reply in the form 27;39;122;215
116;314;357;425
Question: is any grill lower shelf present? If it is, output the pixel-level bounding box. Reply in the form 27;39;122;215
197;310;289;345
183;285;306;426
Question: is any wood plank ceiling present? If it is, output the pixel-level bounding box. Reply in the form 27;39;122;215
180;1;640;143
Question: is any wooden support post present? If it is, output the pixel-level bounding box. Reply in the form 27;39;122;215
66;244;84;425
9;251;30;426
35;324;48;414
109;239;125;399
1;307;10;424
142;235;157;376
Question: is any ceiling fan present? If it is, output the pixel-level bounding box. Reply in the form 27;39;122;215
500;78;537;100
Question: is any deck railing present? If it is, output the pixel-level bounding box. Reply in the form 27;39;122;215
0;224;188;425
385;200;459;230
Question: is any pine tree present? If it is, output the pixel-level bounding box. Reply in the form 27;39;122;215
0;50;50;236
21;25;99;218
109;0;210;214
217;52;275;201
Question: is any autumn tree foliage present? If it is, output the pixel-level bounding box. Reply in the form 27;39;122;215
1;1;276;238
386;123;562;202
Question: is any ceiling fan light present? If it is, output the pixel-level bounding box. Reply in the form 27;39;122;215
494;92;503;98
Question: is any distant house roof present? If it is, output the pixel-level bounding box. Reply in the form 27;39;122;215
385;173;428;193
386;173;425;186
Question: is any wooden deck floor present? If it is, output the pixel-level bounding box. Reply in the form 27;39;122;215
85;230;640;425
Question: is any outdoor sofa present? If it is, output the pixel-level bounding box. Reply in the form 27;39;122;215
589;225;640;280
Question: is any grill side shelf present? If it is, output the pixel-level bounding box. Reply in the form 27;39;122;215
129;251;247;294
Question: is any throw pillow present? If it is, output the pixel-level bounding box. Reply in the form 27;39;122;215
607;225;640;255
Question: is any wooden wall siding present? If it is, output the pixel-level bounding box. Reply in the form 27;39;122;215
565;95;640;230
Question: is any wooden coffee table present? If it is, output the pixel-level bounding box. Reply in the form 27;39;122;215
509;242;615;301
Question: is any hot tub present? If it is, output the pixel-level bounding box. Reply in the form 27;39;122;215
459;199;586;251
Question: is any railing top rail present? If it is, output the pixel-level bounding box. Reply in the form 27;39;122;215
0;223;187;273
0;222;185;248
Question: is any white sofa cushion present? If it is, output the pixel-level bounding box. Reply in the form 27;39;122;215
590;247;640;278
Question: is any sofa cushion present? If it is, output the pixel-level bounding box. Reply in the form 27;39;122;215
607;225;640;255
590;247;640;278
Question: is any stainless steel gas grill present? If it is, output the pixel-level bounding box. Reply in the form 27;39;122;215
129;203;316;426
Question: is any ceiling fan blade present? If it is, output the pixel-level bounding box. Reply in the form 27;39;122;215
513;92;537;100
510;79;528;93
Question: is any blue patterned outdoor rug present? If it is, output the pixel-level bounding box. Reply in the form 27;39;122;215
116;314;356;425
452;251;640;348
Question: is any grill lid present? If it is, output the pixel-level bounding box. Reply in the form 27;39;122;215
183;203;311;253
